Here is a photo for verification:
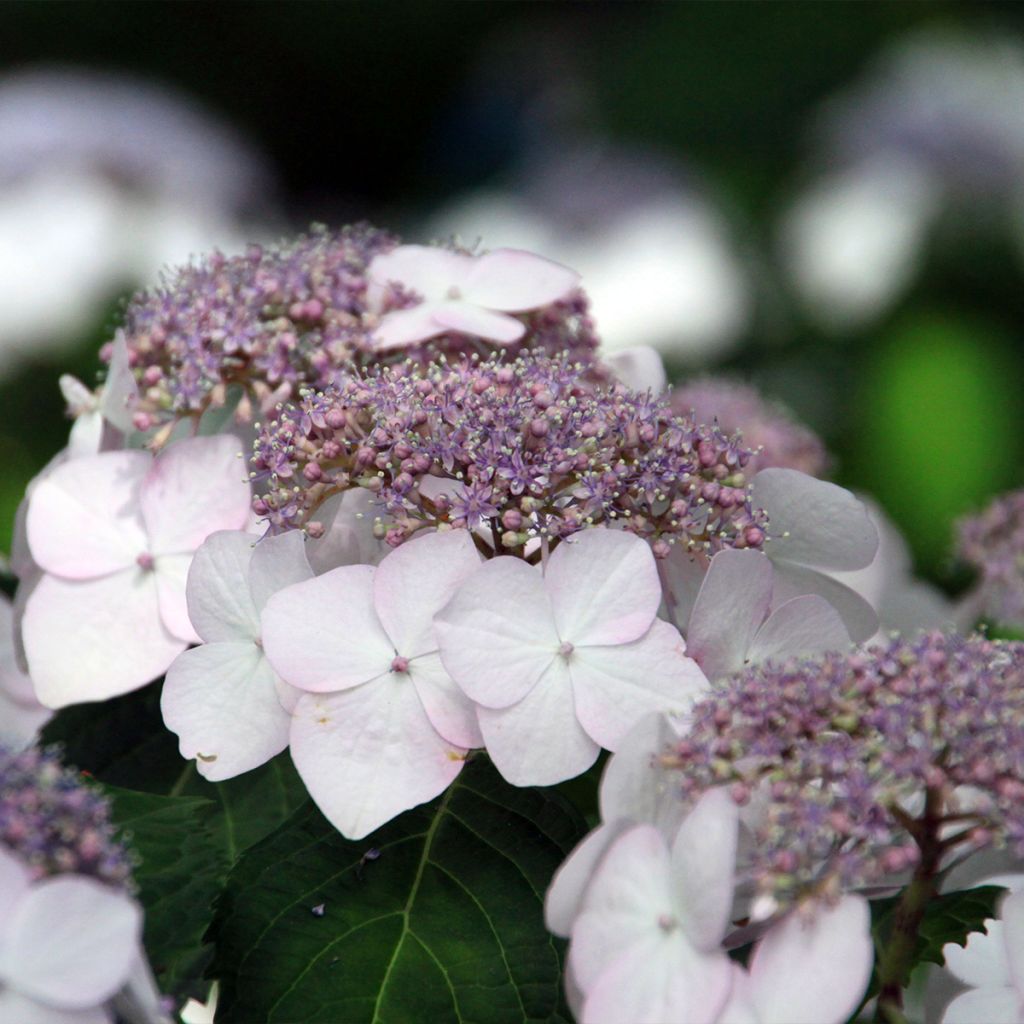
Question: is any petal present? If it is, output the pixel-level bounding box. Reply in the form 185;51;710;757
0;876;140;1010
0;688;51;753
434;555;559;709
941;987;1022;1024
545;821;633;938
944;921;1009;989
99;329;138;434
305;490;385;573
0;990;110;1024
261;566;394;692
670;788;739;951
1002;889;1024;1000
571;620;707;750
373;304;451;349
770;563;879;644
686;549;773;680
0;846;31;922
374;530;481;659
409;651;484;750
747;895;873;1024
747;594;850;667
141;435;250;555
161;643;290;781
659;548;710;633
367;245;471;302
579;935;732;1024
599;711;689;836
431;302;526;344
248;530;314;613
545;529;661;647
462;248;580;311
289;681;465;840
477;661;599;786
185;531;260;643
26;451;149;578
22;571;185;708
751;468;878;571
604;346;667;394
155;552;201;644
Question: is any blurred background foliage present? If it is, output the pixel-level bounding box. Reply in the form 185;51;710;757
1;0;1022;586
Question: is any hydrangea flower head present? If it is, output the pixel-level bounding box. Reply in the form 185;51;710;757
957;489;1024;629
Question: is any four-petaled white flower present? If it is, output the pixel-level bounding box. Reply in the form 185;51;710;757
161;530;314;781
0;846;142;1023
22;435;252;707
435;528;708;787
367;244;580;349
261;529;484;839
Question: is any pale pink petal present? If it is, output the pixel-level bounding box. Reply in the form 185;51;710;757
408;652;484;749
374;530;481;659
0;846;31;922
185;531;260;643
140;436;250;555
716;966;761;1024
305;490;385;573
431;302;526;343
373;304;451;349
604;346;667;394
248;531;314;613
367;245;471;302
570;620;707;750
751;469;878;571
26;451;149;578
434;556;559;709
99;329;138;434
477;661;598;786
545;822;632;938
942;987;1022;1024
261;566;393;692
22;571;185;708
579;936;732;1024
0;875;140;1010
747;595;850;667
770;562;879;644
0;990;109;1024
289;682;466;840
659;548;710;633
686;549;773;680
599;711;689;836
944;922;1009;989
0;688;51;752
161;643;290;781
155;552;201;644
670;788;739;952
462;249;580;311
545;529;661;647
0;594;41;707
1003;890;1024;1001
747;895;873;1024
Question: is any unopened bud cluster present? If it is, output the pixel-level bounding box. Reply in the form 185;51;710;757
665;632;1024;902
957;489;1024;629
252;350;768;557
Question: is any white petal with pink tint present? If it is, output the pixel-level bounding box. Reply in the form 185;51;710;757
747;594;850;665
23;571;185;707
570;620;706;750
262;566;392;692
141;435;249;555
26;450;148;578
770;561;878;644
461;249;580;310
373;305;453;349
0;874;140;1010
290;682;466;839
430;302;526;343
368;246;470;302
0;847;31;922
162;642;290;781
154;552;200;644
435;556;558;709
409;652;484;749
248;531;314;613
545;529;661;647
477;661;598;786
185;530;261;642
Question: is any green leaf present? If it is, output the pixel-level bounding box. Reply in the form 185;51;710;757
106;786;227;994
209;757;588;1024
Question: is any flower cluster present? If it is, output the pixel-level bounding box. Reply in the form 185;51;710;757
670;376;829;477
664;632;1024;901
0;744;134;889
957;488;1024;629
252;350;768;557
111;225;599;430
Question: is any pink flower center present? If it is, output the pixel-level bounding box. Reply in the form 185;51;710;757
558;641;574;658
657;913;678;933
390;655;410;674
136;552;155;571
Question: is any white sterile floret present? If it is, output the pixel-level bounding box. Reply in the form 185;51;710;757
434;528;709;788
161;530;314;781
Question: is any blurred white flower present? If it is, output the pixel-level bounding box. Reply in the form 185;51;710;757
0;67;274;376
427;144;751;360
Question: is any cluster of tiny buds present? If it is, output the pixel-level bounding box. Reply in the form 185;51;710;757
957;489;1024;630
250;349;768;560
0;745;134;890
663;632;1024;903
670;376;829;478
103;223;600;435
